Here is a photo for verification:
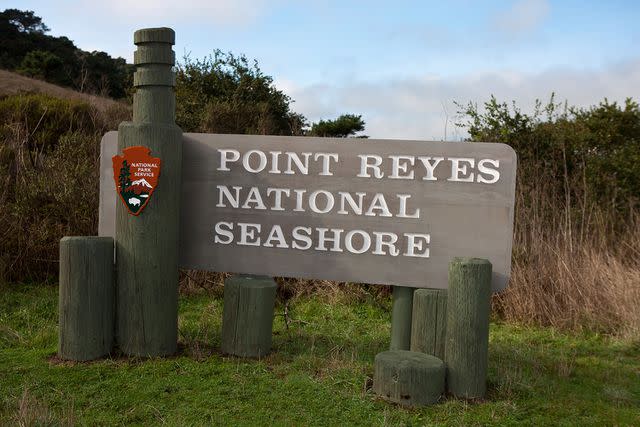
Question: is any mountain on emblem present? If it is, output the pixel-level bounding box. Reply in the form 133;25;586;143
112;146;162;216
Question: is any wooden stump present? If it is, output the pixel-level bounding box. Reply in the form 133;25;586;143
221;275;277;358
58;236;114;361
389;286;414;350
444;257;492;399
411;289;447;360
373;350;445;407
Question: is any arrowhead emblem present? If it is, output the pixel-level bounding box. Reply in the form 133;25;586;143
112;146;161;216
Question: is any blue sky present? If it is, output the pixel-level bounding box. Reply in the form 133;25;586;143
5;0;640;139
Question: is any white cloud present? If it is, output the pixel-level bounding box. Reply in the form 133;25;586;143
282;58;640;140
81;0;272;26
494;0;550;35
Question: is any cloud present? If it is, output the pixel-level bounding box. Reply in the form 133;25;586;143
282;58;640;140
494;0;550;35
84;0;273;26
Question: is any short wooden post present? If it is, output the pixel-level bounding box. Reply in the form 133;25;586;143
444;257;492;399
221;275;277;358
410;289;447;360
58;237;114;361
373;350;445;407
116;28;182;357
389;286;414;350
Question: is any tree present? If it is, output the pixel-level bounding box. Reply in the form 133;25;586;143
17;50;63;81
0;9;49;33
308;114;367;138
118;160;131;192
176;51;308;135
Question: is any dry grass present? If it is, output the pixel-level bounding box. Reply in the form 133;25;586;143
179;269;391;306
495;220;640;338
0;69;128;113
9;388;75;427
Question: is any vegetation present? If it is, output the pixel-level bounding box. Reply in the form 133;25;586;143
457;96;640;337
175;52;306;135
1;285;638;425
0;93;129;282
309;114;367;138
1;9;132;99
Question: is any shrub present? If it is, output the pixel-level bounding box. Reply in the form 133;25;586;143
0;93;117;281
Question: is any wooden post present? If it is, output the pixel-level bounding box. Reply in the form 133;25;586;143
373;350;445;407
389;286;413;350
116;28;182;357
410;289;447;360
444;257;492;399
221;275;278;358
58;237;114;361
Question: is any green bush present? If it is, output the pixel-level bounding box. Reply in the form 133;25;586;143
0;93;101;156
0;93;114;282
457;95;640;222
175;52;306;135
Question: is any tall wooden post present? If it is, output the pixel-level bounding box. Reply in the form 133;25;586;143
389;286;414;350
116;28;182;357
444;257;492;398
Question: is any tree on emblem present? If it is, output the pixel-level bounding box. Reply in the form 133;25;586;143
118;160;131;192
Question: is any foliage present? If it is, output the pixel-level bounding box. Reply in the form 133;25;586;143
0;9;48;34
456;95;640;332
17;50;64;82
0;93;124;281
176;52;307;135
0;9;132;99
309;114;367;138
457;95;640;215
1;285;639;425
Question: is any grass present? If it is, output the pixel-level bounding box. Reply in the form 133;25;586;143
1;284;639;426
0;69;126;112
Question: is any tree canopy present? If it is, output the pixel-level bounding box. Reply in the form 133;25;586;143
175;51;308;135
308;114;367;138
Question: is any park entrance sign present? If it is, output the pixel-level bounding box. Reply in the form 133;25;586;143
99;132;516;291
61;28;516;401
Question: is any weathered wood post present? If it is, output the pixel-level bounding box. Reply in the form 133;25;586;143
444;257;492;398
58;237;114;361
389;286;414;350
410;288;447;360
221;275;278;358
373;350;445;407
116;28;182;357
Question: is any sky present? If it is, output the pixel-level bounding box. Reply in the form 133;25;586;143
5;0;640;140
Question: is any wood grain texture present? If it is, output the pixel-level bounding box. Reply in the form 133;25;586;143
373;350;445;407
58;236;114;361
221;275;277;358
410;288;447;359
444;257;492;398
390;286;414;350
116;28;182;357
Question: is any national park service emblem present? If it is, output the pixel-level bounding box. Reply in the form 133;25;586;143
112;146;161;216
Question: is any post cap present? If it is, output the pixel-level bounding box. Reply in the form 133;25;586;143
134;27;175;45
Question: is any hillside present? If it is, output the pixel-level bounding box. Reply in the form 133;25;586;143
0;69;127;112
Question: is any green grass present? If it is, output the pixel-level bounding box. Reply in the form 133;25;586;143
1;284;639;426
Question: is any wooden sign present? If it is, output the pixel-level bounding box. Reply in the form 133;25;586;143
99;132;516;291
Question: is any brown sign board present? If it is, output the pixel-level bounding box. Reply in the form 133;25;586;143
99;132;517;291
